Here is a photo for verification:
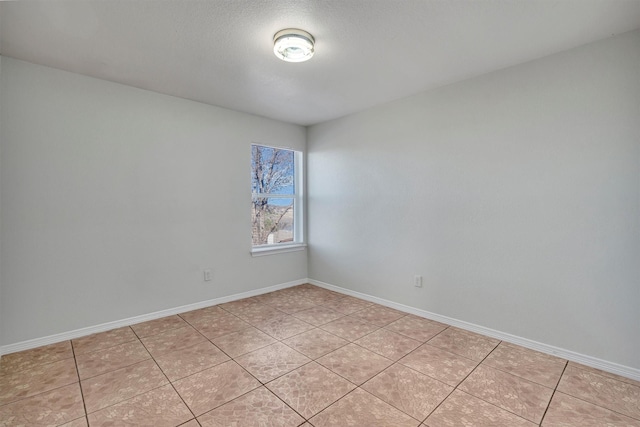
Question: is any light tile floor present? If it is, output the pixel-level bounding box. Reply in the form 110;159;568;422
1;284;639;426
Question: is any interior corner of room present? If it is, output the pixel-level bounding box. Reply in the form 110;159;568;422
0;3;638;382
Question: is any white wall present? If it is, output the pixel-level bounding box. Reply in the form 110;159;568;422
0;57;307;346
0;55;3;348
307;30;640;370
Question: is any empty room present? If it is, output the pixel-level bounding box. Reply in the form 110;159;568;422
0;1;639;426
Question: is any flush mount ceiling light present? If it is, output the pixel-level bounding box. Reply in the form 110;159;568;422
273;28;315;63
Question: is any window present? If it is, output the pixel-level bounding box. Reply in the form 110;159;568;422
251;144;304;254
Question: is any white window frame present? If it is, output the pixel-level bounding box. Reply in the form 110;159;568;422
250;144;305;256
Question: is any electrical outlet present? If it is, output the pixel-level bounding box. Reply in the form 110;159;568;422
204;269;212;282
414;275;423;288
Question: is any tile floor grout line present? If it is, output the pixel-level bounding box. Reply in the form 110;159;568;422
77;336;173;420
481;346;568;389
549;388;640;423
137;336;200;424
466;363;560;425
261;368;319;423
73;353;154;382
0;353;76;379
69;339;91;425
567;363;640;390
0;350;87;423
83;383;171;421
192;378;271;421
361;359;439;425
452;341;554;425
282;328;352;358
167;381;200;426
416;340;501;424
140;318;233;377
568;362;640;388
177;310;252;349
452;388;545;426
424;324;451;344
538;360;569;426
0;364;78;409
71;327;139;357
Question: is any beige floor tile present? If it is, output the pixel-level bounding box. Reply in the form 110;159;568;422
60;417;89;427
568;361;640;388
0;357;78;405
425;390;536;427
399;344;478;387
483;342;567;388
272;288;306;298
87;384;192;427
246;292;282;306
362;364;453;421
0;382;84;426
76;340;151;379
154;341;230;381
293;305;345;326
427;327;500;361
178;421;200;427
300;291;345;306
236;304;288;325
325;297;372;315
267;296;318;314
320;316;380;341
384;315;448;342
355;328;422;360
196;305;230;316
180;306;228;323
541;392;640;427
173;360;260;416
557;365;640;420
211;326;277;357
317;343;393;385
131;315;187;338
256;315;314;340
0;341;73;376
218;298;262;314
72;327;138;355
349;304;407;326
235;342;310;383
267;361;356;418
282;328;349;359
81;359;168;413
188;311;251;340
198;386;304;427
459;365;554;423
310;388;419;427
140;325;207;357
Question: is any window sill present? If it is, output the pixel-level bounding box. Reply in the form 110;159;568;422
251;243;307;257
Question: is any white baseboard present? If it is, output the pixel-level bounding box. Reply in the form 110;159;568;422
0;278;307;357
308;279;640;382
3;277;638;383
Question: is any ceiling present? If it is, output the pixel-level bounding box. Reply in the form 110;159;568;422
1;1;640;126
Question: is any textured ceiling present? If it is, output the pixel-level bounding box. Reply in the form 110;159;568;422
1;0;640;126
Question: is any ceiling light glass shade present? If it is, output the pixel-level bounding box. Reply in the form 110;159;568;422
273;29;315;62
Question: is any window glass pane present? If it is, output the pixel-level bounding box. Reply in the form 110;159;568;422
251;145;295;195
252;197;294;245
